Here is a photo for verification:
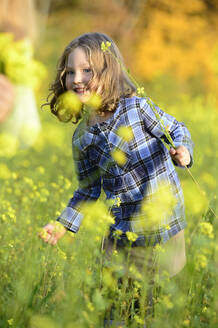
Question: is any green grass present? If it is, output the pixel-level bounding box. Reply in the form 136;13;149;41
0;95;217;328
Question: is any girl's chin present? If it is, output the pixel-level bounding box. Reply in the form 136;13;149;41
76;92;91;103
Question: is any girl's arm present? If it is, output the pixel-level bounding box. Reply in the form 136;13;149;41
139;98;194;167
57;175;101;233
40;145;102;244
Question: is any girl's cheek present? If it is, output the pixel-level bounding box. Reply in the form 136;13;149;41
65;76;72;90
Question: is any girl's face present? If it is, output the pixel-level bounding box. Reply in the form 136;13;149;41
65;47;93;102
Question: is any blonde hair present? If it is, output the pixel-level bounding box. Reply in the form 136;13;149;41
49;32;136;122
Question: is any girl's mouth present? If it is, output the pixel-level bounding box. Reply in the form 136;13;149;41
74;88;87;94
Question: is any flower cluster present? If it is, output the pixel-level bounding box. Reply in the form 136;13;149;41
101;41;112;52
0;33;47;89
56;91;82;122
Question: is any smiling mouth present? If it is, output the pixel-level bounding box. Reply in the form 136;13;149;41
73;88;87;94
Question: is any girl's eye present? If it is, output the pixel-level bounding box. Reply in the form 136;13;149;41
67;71;74;75
83;68;92;73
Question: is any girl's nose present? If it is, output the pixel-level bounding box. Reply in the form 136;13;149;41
73;71;82;84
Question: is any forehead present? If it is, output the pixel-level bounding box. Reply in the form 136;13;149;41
66;47;89;67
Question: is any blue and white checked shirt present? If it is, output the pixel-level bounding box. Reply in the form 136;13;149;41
57;96;193;246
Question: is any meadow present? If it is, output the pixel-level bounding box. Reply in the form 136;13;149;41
0;90;217;327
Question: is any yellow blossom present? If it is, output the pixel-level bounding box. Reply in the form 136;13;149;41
162;295;174;309
117;126;134;142
134;315;145;325
0;164;11;180
7;319;14;326
101;41;111;52
56;91;82;122
183;319;190;326
199;222;214;239
111;149;127;166
87;302;95;312
0;133;19;157
195;254;207;270
84;92;102;109
29;314;58;328
136;87;145;96
126;231;138;242
139;182;177;230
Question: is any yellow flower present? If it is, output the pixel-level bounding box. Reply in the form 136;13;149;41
0;133;19;158
56;91;82;122
199;222;214;239
117;126;134;142
126;231;138;242
134;315;145;325
139;182;177;230
84;92;102;109
87;302;95;312
136;87;145;96
111;149;127;166
113;229;123;238
101;41;111;52
200;172;216;189
0;33;47;88
0;164;11;180
29;315;58;328
195;254;207;270
182;180;209;215
115;197;121;207
162;295;174;309
183;319;190;326
37;166;45;174
7;319;14;326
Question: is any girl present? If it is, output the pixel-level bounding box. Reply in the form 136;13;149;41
40;32;193;279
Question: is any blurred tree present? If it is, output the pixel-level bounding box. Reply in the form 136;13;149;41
132;0;218;97
42;0;218;100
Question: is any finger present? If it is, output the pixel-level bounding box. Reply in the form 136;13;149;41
44;233;53;243
169;148;176;155
47;235;57;245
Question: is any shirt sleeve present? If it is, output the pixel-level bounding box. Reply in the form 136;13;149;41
57;143;102;233
139;97;194;168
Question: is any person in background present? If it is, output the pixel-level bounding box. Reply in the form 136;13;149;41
0;0;42;148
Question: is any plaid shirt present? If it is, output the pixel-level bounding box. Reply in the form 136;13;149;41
57;96;193;246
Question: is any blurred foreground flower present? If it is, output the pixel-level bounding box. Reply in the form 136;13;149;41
195;254;208;270
0;133;19;157
138;182;177;230
0;33;46;89
182;180;209;215
111;149;127;166
117;126;134;142
199;222;214;239
126;231;138;242
81;201;114;237
56;91;82;122
56;91;102;123
84;92;102;110
29;314;58;328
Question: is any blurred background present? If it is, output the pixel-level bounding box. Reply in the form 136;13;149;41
37;0;218;104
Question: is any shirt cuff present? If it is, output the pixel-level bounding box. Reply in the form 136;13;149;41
57;206;83;233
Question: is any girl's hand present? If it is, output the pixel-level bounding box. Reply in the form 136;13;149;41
169;145;191;167
0;75;15;123
39;222;67;245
